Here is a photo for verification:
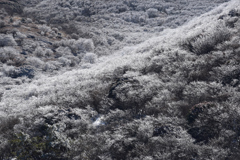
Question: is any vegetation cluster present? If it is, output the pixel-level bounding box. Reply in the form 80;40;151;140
1;0;240;160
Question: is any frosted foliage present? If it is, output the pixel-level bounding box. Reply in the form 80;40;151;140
74;39;95;53
58;57;71;66
0;47;20;61
82;52;97;64
26;57;45;69
22;0;232;55
38;25;51;33
2;64;15;77
45;48;54;57
33;46;45;57
56;46;72;57
1;0;240;159
147;8;159;18
0;34;17;47
15;32;27;39
54;38;94;54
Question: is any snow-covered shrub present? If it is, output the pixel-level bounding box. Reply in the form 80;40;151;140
7;126;70;160
182;23;231;55
43;61;60;71
38;20;47;24
0;34;17;47
74;38;95;53
64;55;80;67
0;47;21;64
122;12;146;23
137;120;153;142
26;18;33;23
58;57;71;66
55;46;72;58
2;64;15;77
183;81;227;105
15;32;27;39
12;20;21;27
33;46;45;57
45;48;54;57
52;27;59;33
26;57;45;69
186;102;240;145
54;38;95;55
38;25;52;35
48;31;57;38
2;65;35;79
0;20;5;28
82;7;96;17
82;52;97;64
147;8;159;18
22;39;38;53
54;39;75;48
6;57;25;67
220;65;240;87
0;116;20;141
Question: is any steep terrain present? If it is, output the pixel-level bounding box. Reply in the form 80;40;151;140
1;0;240;159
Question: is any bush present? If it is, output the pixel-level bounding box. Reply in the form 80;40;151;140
26;57;45;69
146;8;158;18
182;23;231;55
12;20;22;27
0;20;5;28
43;61;60;71
9;66;35;79
22;39;38;53
15;32;27;39
26;18;33;23
38;25;51;34
0;117;20;135
183;81;227;106
187;102;236;144
0;34;17;47
7;129;70;160
55;46;72;58
58;57;71;66
33;46;45;57
0;47;23;66
54;38;95;55
74;38;95;53
82;52;97;64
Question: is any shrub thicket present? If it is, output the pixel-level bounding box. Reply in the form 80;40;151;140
1;0;240;160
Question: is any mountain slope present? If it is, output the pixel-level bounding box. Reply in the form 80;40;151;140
1;0;240;159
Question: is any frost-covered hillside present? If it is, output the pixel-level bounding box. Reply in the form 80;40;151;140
1;0;240;159
23;0;230;55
